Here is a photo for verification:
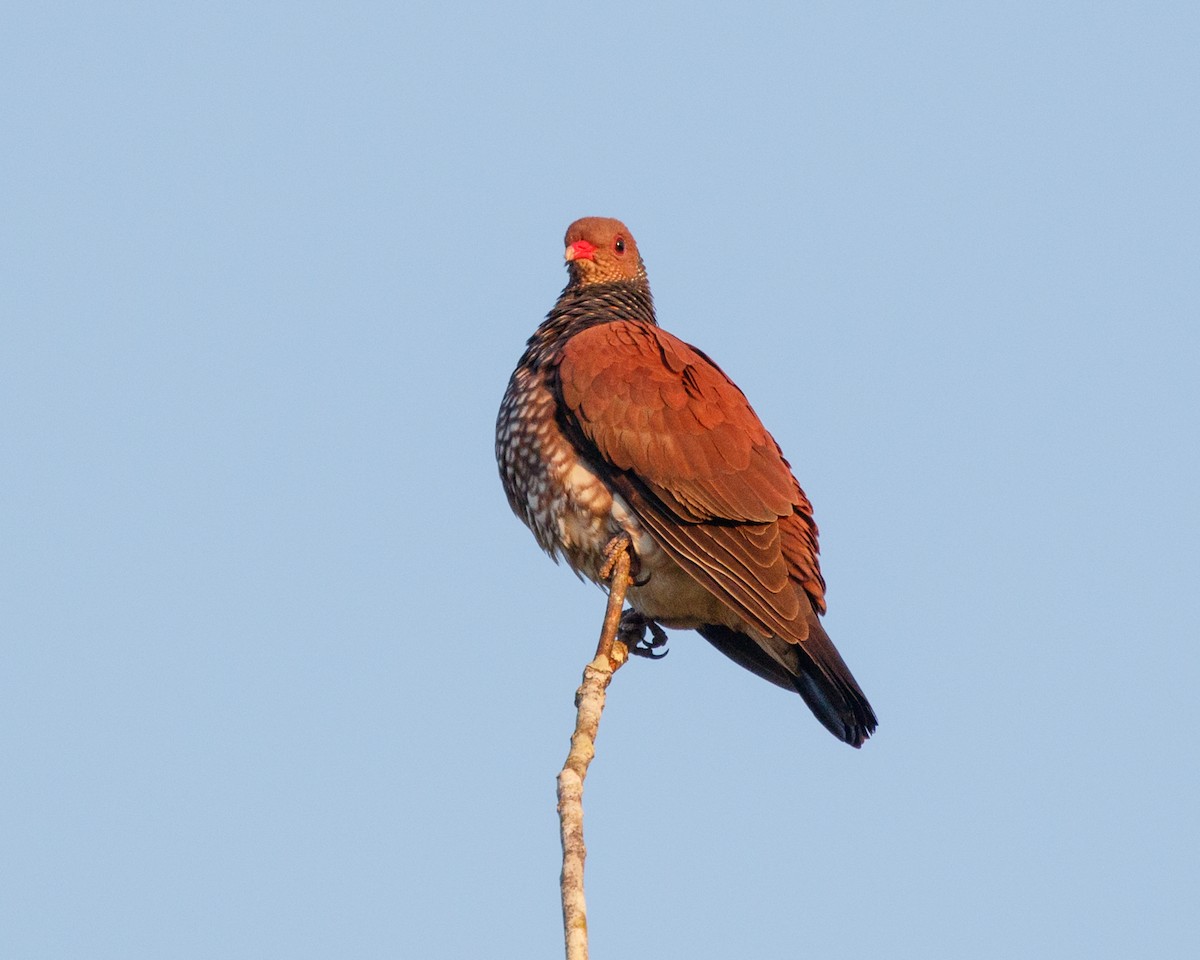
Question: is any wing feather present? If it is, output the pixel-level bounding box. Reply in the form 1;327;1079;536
555;320;827;630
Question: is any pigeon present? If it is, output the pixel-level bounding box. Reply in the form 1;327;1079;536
496;217;877;746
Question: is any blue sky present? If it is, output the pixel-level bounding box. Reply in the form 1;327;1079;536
3;2;1198;957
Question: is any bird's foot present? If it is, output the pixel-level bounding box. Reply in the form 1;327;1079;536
618;610;669;660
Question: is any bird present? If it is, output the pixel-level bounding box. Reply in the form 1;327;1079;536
496;217;877;747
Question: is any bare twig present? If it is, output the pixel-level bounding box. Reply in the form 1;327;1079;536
558;535;633;960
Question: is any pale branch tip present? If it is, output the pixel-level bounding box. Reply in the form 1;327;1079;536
557;535;633;960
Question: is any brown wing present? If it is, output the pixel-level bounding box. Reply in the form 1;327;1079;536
555;320;827;640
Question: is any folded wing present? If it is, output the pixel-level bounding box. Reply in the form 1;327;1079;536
554;320;826;641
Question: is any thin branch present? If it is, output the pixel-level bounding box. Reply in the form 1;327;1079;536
558;536;633;960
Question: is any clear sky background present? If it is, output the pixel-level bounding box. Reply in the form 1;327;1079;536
3;2;1198;957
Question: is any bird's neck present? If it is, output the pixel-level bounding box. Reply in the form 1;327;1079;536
524;279;656;367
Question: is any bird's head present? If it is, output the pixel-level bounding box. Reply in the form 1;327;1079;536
563;217;645;287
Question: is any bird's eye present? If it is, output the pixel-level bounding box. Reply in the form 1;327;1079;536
614;237;625;254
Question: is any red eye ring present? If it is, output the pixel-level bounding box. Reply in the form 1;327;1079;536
614;237;626;254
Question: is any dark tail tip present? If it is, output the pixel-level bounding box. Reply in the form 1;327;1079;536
791;608;878;748
790;668;877;748
697;621;878;748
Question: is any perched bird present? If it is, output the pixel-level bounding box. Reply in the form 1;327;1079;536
496;218;877;747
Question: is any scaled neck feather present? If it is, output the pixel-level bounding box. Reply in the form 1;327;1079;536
524;278;656;368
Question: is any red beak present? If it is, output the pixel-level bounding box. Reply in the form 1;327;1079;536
564;239;597;262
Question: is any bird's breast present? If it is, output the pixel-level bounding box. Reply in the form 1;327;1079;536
497;368;633;581
497;367;750;635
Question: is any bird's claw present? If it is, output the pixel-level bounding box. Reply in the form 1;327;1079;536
619;611;669;660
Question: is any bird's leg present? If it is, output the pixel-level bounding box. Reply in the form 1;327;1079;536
599;534;667;659
598;533;666;660
618;610;670;660
598;531;642;584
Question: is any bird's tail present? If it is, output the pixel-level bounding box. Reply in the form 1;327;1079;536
698;608;877;748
